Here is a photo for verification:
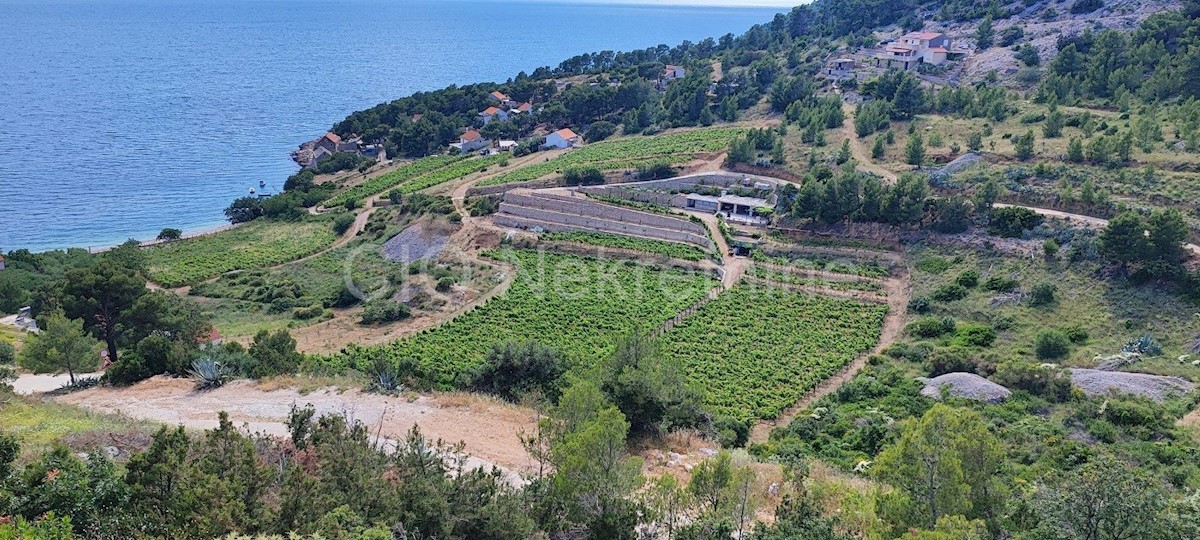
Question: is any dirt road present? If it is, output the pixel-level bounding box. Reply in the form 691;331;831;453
840;103;900;184
56;376;537;483
994;203;1200;256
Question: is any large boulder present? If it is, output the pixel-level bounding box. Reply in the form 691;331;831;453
1068;368;1195;401
920;372;1013;404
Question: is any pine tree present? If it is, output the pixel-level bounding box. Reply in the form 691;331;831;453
872;135;886;159
836;139;852;164
1066;138;1085;162
976;15;995;50
906;132;925;168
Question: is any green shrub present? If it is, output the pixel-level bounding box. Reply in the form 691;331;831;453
983;276;1019;292
925;347;989;376
992;360;1072;401
293;305;325;320
1029;283;1057;306
907;316;957;338
713;416;751;448
465;341;565;403
885;342;934;362
931;283;969;302
0;342;14;365
955;269;980;288
360;301;411;325
907;296;931;314
1064;325;1089;344
916;256;954;274
332;213;356;235
1035;329;1071;360
435;277;455;292
952;324;998;348
989;206;1043;238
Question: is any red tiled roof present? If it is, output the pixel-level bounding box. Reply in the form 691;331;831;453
462;130;482;141
919;32;944;40
554;128;578;140
490;90;510;101
322;132;342;144
517;102;532;112
482;106;501;115
411;113;423;121
929;47;948;53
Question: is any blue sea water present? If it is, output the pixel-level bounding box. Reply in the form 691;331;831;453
0;0;782;252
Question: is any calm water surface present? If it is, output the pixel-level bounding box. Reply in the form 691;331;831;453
0;0;781;251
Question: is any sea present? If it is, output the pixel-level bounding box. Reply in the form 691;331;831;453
0;0;785;252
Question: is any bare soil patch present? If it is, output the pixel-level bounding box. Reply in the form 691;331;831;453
56;376;538;481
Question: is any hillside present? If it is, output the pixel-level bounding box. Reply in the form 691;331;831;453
5;0;1200;539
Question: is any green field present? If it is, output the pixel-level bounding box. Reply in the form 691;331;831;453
748;266;884;292
541;231;711;261
321;249;716;386
907;246;1200;377
658;284;888;422
324;155;466;207
145;217;339;287
478;128;744;187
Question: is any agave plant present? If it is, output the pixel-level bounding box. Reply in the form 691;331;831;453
188;357;228;390
368;368;402;395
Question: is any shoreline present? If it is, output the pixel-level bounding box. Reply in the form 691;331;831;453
83;220;241;254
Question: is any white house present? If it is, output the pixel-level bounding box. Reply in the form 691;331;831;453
451;130;490;153
480;106;509;124
878;31;952;69
544;128;580;149
662;65;686;81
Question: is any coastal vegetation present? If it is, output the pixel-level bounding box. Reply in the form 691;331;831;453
10;0;1200;538
143;216;338;287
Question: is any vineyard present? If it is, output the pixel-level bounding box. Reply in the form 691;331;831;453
748;266;883;292
395;154;506;194
477;128;744;187
145;217;339;287
324;155;465;207
751;251;891;278
658;284;887;422
541;231;711;261
318;249;716;386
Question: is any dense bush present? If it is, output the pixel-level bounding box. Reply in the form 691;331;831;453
360;301;411;325
585;120;618;142
955;270;979;288
991;360;1072;401
931;283;969;302
332;213;355;235
465;340;565;402
1029;282;1057;306
983;276;1020;292
1035;329;1071;360
906;316;957;338
951;324;998;348
989;207;1043;238
563;166;605;186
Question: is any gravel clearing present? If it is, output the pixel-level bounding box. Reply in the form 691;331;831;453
381;220;452;264
1069;368;1195;401
920;372;1012;403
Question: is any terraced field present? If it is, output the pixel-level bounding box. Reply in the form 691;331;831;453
659;284;888;422
145;217;339;287
477;128;743;187
324;155;468;208
320;249;716;387
541;231;712;261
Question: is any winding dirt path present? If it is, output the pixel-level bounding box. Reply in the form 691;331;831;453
994;203;1200;256
840;103;900;184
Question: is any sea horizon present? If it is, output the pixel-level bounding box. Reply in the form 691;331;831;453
0;0;784;252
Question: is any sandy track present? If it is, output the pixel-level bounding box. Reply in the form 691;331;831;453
56;376;538;482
